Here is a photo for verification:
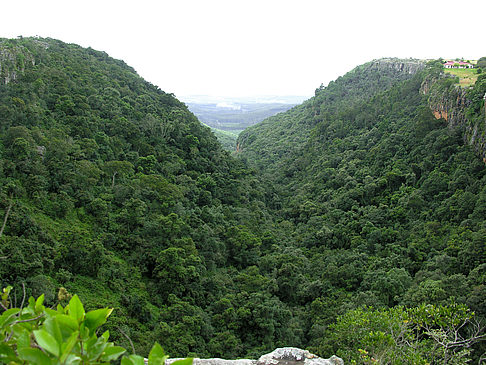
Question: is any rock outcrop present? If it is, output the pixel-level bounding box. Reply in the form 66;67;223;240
421;74;486;163
256;348;343;365
420;75;469;128
165;348;343;365
0;39;36;85
369;58;425;75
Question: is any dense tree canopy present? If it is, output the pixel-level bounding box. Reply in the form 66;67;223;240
1;39;485;361
238;59;486;361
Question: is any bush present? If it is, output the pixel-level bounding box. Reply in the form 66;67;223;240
0;286;193;365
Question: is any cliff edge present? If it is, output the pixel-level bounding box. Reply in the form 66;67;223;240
165;348;343;365
421;69;486;163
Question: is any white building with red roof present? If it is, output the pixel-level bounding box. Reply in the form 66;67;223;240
443;60;474;69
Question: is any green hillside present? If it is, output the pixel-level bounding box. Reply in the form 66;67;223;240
0;37;278;357
238;60;486;362
238;58;426;172
1;38;485;363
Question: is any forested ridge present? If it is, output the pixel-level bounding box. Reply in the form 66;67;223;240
1;37;486;363
238;59;486;362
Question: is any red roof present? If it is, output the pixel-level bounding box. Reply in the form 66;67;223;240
443;60;473;66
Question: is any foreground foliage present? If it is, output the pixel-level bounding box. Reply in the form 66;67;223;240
318;303;485;364
0;286;192;365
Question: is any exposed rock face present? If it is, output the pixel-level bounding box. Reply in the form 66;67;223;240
167;359;255;365
370;58;425;75
256;348;343;365
0;40;36;85
421;75;486;163
420;75;469;128
165;348;343;365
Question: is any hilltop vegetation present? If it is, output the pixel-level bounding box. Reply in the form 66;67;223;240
444;68;479;87
1;38;485;363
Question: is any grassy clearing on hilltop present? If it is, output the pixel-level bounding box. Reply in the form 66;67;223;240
444;67;479;87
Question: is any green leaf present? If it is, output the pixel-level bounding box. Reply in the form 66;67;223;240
16;327;31;350
101;330;110;341
79;323;90;341
18;347;53;365
122;354;146;365
86;335;107;361
63;353;82;365
35;294;45;313
85;307;113;333
148;342;168;365
26;296;36;314
0;342;17;361
171;358;194;365
60;331;79;363
68;295;85;323
0;307;20;328
56;314;79;332
101;345;126;362
43;317;63;346
34;329;60;357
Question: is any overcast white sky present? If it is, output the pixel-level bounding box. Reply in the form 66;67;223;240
1;0;485;98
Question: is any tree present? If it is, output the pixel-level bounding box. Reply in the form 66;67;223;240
319;304;486;364
153;247;201;299
410;303;486;364
104;160;134;188
0;180;21;239
477;57;486;69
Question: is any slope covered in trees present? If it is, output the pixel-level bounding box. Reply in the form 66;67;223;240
0;37;283;357
238;60;486;362
1;37;485;363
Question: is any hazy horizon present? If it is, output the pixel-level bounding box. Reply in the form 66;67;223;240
179;94;310;105
1;0;485;97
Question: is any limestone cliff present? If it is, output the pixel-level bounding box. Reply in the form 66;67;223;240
420;75;469;127
421;73;486;163
369;58;425;75
0;38;36;85
165;348;343;365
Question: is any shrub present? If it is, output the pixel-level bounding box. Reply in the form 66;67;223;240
0;286;193;365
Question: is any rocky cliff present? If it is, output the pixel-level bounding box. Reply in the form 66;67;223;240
0;38;36;85
369;57;425;75
421;73;486;162
165;348;343;365
420;75;469;127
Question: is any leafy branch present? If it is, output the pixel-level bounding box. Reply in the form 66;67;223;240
0;287;193;365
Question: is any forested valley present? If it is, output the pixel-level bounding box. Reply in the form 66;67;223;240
1;38;485;364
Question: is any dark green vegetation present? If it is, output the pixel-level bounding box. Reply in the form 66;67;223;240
203;127;238;152
238;59;486;362
1;37;485;363
0;37;277;357
1;287;190;365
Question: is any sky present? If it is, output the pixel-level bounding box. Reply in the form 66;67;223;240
1;0;485;99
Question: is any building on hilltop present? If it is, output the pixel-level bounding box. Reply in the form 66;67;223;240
443;60;474;69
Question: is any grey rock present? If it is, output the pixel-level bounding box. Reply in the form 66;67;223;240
162;348;343;365
257;348;343;365
421;74;486;163
167;359;255;365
